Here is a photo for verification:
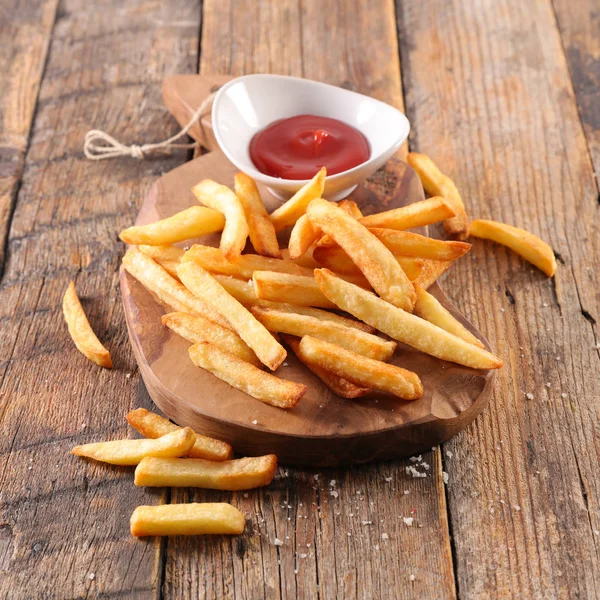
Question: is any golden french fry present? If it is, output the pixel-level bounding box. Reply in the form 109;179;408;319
413;260;453;289
255;302;375;334
269;167;326;231
469;219;556;277
62;281;112;369
252;271;336;309
119;207;224;246
358;197;455;230
251;306;396;361
299;336;423;400
213;275;258;305
234;172;281;258
368;228;470;261
71;427;196;466
192;179;249;261
126;408;233;461
162;312;260;366
288;214;321;259
407;153;469;239
281;334;370;398
316;199;364;247
139;245;185;263
182;244;313;278
313;245;425;280
131;503;245;537
178;261;286;370
315;269;503;370
281;247;320;269
135;454;278;490
122;248;232;330
307;199;416;311
413;285;484;348
189;343;306;408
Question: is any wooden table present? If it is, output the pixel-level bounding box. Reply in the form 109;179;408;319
1;0;598;598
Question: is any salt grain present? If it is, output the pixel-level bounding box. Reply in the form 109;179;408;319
283;362;288;367
330;479;336;486
409;574;416;582
526;393;534;400
442;472;449;484
404;490;410;495
403;517;413;527
252;419;258;425
330;491;339;499
446;450;453;458
88;573;95;581
299;553;308;559
274;538;284;546
561;393;567;398
514;505;521;511
385;476;393;482
381;533;389;540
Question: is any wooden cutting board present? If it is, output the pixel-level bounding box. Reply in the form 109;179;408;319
119;75;494;466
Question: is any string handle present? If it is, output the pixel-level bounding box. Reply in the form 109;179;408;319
83;91;216;161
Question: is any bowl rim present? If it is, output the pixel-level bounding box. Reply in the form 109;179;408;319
212;73;410;187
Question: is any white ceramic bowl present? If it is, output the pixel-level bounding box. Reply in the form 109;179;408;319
212;74;410;201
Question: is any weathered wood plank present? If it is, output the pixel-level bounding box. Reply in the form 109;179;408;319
0;0;59;273
164;1;455;598
552;0;600;184
397;0;600;597
0;0;201;597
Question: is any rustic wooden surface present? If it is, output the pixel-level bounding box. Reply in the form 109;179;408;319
0;0;598;599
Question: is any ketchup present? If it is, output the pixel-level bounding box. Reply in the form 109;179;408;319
249;115;370;180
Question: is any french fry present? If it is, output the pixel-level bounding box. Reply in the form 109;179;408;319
126;408;233;461
315;269;503;370
251;306;396;361
368;229;471;261
307;199;416;311
469;219;557;277
413;285;484;348
234;172;281;258
281;334;370;398
413;260;453;289
122;248;232;331
135;454;278;490
407;153;469;239
189;342;306;408
288;214;321;259
138;245;184;278
252;271;336;309
316;199;364;247
255;302;375;334
192;179;249;261
182;244;313;278
281;247;320;270
161;312;260;366
130;503;245;537
358;197;455;231
71;427;196;466
62;281;112;368
269;167;326;231
119;206;225;246
177;261;286;370
299;336;423;400
213;275;258;305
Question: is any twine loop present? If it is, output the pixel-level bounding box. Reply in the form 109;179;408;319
83;91;217;161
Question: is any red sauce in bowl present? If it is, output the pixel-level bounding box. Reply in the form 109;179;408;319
249;115;370;180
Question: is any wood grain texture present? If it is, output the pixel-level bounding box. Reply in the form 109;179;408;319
552;0;600;183
122;146;494;466
0;0;201;597
162;0;455;598
0;0;59;273
397;0;600;598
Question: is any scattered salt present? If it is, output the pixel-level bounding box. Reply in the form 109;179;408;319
299;553;308;559
330;491;339;498
406;466;426;479
361;521;373;526
385;476;393;482
403;517;413;527
404;490;410;495
329;479;336;486
313;474;319;481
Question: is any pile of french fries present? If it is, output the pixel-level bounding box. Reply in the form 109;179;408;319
71;408;277;536
64;153;557;536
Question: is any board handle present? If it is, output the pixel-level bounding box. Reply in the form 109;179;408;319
162;74;234;153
